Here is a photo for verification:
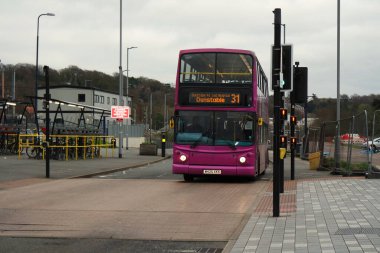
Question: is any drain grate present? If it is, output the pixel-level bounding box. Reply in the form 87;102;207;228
335;227;380;235
167;249;223;253
198;249;223;253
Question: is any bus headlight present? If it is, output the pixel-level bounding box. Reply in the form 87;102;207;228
179;154;187;162
239;156;247;164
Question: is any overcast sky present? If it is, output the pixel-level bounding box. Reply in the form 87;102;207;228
1;0;379;98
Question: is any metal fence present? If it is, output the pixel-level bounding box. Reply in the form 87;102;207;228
107;123;148;137
368;110;380;177
306;127;321;154
319;110;369;175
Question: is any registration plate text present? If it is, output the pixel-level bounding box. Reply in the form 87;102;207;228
203;170;222;175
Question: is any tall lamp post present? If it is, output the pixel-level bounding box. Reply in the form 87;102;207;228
0;60;4;99
118;0;123;158
35;13;55;113
125;46;137;150
335;0;341;170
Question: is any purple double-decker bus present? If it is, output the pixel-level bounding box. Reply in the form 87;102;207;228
172;48;269;181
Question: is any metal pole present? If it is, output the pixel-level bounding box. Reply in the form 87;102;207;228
1;61;4;98
126;46;137;150
304;100;308;155
12;68;16;100
164;94;167;130
126;47;129;150
118;0;123;158
150;93;152;143
290;62;299;180
12;68;16;117
290;98;295;180
335;0;341;169
35;13;55;124
282;24;286;44
43;66;50;178
272;8;281;218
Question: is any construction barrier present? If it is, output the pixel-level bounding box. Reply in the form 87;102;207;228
309;152;321;170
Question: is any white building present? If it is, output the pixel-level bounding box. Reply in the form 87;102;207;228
37;86;131;128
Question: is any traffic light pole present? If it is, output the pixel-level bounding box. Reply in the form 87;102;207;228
280;92;284;193
290;95;295;180
272;8;281;217
43;66;51;178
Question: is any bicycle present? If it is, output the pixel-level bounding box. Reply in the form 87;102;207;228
26;136;43;159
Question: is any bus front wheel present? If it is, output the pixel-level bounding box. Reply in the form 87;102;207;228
183;174;194;182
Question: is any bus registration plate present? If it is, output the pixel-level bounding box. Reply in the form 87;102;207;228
203;169;221;175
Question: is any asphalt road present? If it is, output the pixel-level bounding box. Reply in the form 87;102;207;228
0;153;346;253
1;158;272;253
96;158;182;180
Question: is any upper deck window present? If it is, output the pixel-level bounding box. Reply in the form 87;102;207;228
180;53;253;85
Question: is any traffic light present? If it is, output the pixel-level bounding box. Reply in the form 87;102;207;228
271;44;293;91
293;66;308;103
290;115;297;125
280;135;287;148
290;137;297;150
280;108;287;121
281;44;293;91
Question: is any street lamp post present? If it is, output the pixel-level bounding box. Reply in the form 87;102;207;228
125;46;137;150
335;0;341;170
0;60;4;99
35;13;55;114
118;0;123;158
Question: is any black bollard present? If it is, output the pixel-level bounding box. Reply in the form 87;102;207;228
161;131;166;157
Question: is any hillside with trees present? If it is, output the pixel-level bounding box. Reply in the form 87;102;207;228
269;93;379;125
1;64;174;129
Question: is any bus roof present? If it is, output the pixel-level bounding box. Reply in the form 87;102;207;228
179;48;256;57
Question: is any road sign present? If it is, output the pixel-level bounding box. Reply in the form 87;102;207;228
111;106;130;119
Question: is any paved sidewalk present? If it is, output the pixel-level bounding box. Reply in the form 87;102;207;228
0;148;171;184
230;162;380;253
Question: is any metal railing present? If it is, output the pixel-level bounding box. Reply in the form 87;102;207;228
18;134;116;160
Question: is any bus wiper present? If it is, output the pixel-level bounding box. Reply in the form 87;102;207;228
190;135;203;148
227;141;237;150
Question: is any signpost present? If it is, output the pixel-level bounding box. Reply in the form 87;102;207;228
111;106;130;155
111;106;130;120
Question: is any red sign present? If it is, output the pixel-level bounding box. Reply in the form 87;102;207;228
111;106;130;119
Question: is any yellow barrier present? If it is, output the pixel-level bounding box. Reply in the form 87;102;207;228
18;134;116;160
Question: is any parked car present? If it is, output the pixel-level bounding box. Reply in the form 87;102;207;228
362;137;380;150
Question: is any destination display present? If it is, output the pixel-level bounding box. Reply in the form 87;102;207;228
189;92;241;105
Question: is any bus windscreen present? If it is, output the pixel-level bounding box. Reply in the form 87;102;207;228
180;53;253;85
175;111;255;147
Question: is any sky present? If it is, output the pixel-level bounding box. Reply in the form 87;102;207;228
1;0;379;98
